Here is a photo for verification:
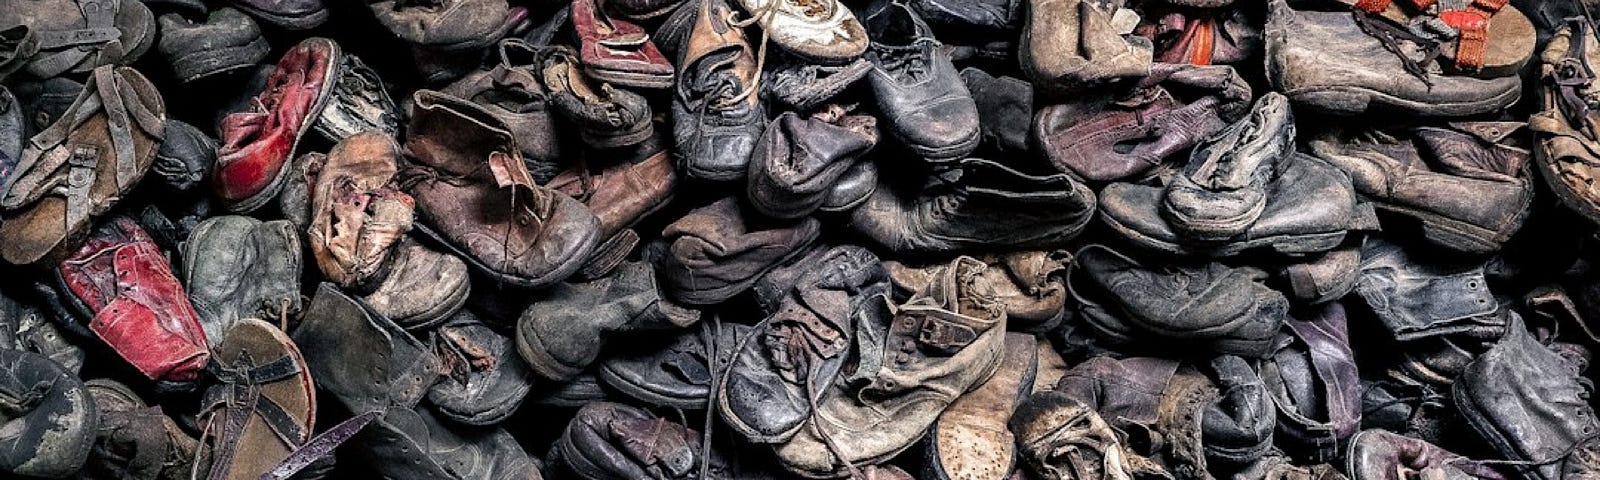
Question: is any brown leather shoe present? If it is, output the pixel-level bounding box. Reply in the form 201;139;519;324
656;197;821;305
1531;19;1600;228
548;149;677;278
303;131;413;291
439;39;561;167
400;90;601;288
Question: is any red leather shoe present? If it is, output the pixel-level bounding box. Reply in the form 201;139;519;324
214;37;338;213
56;217;209;390
572;0;674;89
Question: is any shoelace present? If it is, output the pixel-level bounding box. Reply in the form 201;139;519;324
1353;11;1444;86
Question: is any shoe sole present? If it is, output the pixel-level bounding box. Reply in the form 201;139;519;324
1368;202;1518;254
595;362;709;409
1283;83;1521;118
224;38;341;214
233;3;329;29
1099;205;1348;257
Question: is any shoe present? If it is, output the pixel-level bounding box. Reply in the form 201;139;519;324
572;0;674;88
0;0;155;79
656;197;822;305
747;106;879;220
734;0;868;63
1160;92;1296;242
192;319;315;480
156;8;268;82
847;158;1095;254
1052;355;1218;478
1133;6;1260;65
863;0;979;162
401;89;601;289
426;310;534;426
0;286;84;374
291;283;440;414
910;0;1021;31
1531;19;1600;228
1327;0;1535;77
1309;122;1533;254
1010;390;1171;480
1034;63;1251;183
960;68;1032;154
1262;303;1362;462
358;239;470;331
558;401;712;479
764;56;873;111
599;321;744;409
887;250;1070;333
151;120;217;193
924;332;1037;480
228;0;327;29
0;349;98;479
1071;245;1286;357
1346;429;1508;479
1099;149;1376;257
0;66;165;266
776;257;1006;478
181;215;301;346
1020;0;1151;91
355;406;544;479
1454;316;1600;480
0;26;37;83
1350;237;1504;342
1279;245;1360;305
720;245;890;444
214;38;338;213
548;149;677;273
81;379;197;480
1264;0;1522;116
664;0;765;181
440;39;562;164
311;52;401;143
1199;355;1275;468
304;131;414;291
55;217;209;390
517;260;700;382
541;45;655;149
369;0;529;51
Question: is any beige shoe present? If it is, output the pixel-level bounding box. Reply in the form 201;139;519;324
1020;0;1151;92
924;332;1039;480
737;0;868;63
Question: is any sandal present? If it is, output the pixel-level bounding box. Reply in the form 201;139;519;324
0;65;165;265
1336;0;1534;77
0;0;156;80
193;318;315;480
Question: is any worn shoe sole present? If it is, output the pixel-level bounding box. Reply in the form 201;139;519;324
1099;206;1347;257
233;3;328;30
1282;83;1521;117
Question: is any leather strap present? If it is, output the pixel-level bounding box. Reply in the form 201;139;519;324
258;412;380;480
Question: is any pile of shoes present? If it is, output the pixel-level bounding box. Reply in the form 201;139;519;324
2;0;1600;478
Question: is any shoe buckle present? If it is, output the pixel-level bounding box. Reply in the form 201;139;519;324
916;314;976;355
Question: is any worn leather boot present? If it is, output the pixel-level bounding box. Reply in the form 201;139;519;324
156;8;268;83
1073;245;1286;357
368;0;528;52
0;349;98;479
847;158;1096;254
214;38;336;213
599;320;744;409
1261;303;1361;462
1200;355;1276;469
925;332;1038;480
1309;122;1533;254
664;0;765;181
1160;92;1296;241
776;256;1006;478
291;283;440;415
747;106;879;220
426;310;534;426
355;405;544;480
1034;63;1251;183
1264;0;1522;116
439;39;561;165
541;45;654;150
558;401;713;480
862;0;980;162
887;250;1070;333
181;215;301;346
401;89;601;289
81;379;196;480
1531;19;1600;228
656;198;821;305
1351;237;1504;342
1021;0;1152;92
359;238;469;331
1455;317;1600;480
720;245;890;444
517;260;700;382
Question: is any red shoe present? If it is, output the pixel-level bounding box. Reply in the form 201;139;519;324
572;0;674;89
214;37;338;213
57;217;209;390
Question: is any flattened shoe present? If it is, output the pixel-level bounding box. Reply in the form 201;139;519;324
0;66;165;265
214;38;338;213
182;215;302;346
304;132;414;291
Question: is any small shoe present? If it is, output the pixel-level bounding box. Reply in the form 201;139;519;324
156;8;269;83
192;318;316;480
747;106;879;220
516;260;699;383
734;0;868;64
303;131;414;291
81;379;197;480
358;238;470;332
663;0;766;180
0;0;156;79
923;333;1038;480
572;0;674;88
862;0;980;162
1019;0;1152;91
541;45;655;150
0;349;98;479
214;38;339;213
441;39;562;163
181;215;302;346
656;197;822;305
426;310;534;426
369;0;529;51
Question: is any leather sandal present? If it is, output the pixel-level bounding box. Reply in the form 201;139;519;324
192;318;315;480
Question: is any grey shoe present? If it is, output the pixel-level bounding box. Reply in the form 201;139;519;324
1160;93;1296;242
1350;237;1504;341
516;260;699;383
425;310;533;426
156;8;269;82
181;215;302;346
355;406;545;480
359;238;471;332
598;321;745;409
0;349;99;479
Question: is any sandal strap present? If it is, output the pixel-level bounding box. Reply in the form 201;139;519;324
1439;0;1509;71
260;411;380;480
208;355;301;385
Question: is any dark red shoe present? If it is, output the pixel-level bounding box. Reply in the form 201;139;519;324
56;217;209;390
214;37;338;213
571;0;674;89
